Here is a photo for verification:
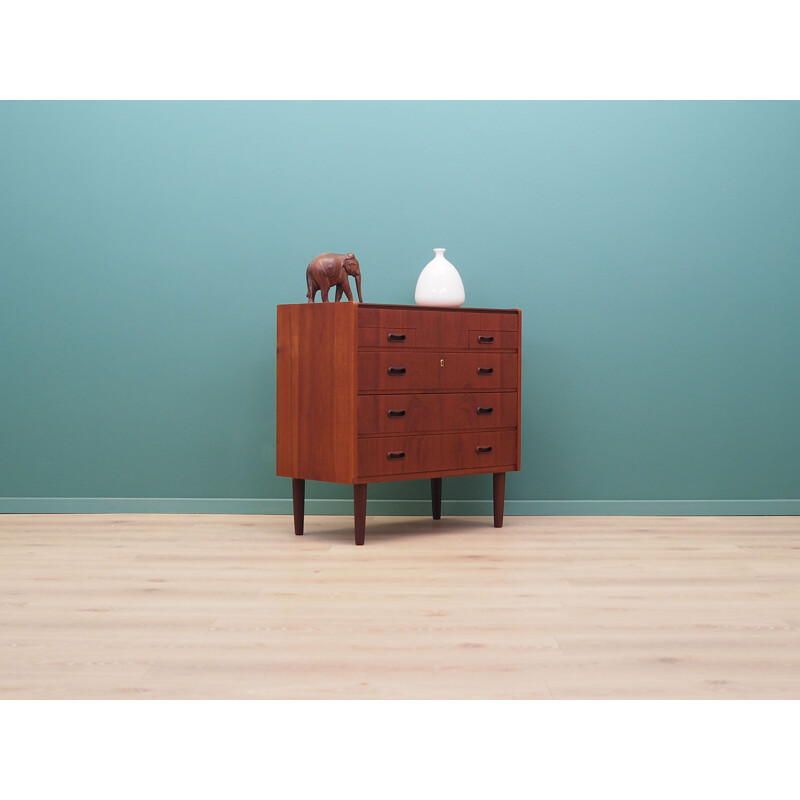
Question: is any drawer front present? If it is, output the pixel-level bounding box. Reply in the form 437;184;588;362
467;329;518;349
358;392;517;435
359;326;416;348
358;351;518;392
358;307;518;350
358;430;518;478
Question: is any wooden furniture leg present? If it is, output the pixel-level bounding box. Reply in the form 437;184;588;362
354;483;367;545
431;477;442;520
493;472;505;528
292;478;305;535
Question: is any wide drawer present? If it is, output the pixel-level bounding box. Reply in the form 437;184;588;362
358;430;518;478
358;392;517;435
358;307;518;350
358;351;518;392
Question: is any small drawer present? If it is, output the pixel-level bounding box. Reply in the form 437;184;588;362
358;327;416;348
467;329;518;349
358;392;517;435
358;430;518;478
358;352;519;392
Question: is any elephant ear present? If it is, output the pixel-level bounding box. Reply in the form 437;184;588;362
345;253;354;260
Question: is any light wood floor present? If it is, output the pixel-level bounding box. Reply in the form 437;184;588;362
1;514;799;699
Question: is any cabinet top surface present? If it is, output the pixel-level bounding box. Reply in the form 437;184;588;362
277;303;521;314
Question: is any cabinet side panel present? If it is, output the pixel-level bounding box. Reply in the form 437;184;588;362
276;305;296;478
276;304;357;484
516;309;522;471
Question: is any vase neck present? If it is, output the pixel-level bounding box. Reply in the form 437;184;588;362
433;248;446;257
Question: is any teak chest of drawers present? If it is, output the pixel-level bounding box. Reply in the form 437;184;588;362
276;302;521;544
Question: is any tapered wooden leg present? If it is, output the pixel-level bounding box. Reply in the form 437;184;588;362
431;477;442;520
354;483;367;545
292;478;305;535
493;472;505;528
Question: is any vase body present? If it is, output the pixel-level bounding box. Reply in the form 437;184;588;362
414;248;465;308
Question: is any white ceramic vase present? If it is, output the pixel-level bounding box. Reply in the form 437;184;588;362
414;248;465;307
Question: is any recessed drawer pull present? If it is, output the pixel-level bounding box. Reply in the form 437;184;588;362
477;367;494;375
477;335;495;344
476;445;493;454
387;366;407;375
387;333;406;342
476;407;494;415
387;409;406;418
387;451;406;460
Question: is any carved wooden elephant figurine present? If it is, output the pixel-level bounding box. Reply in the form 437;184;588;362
306;252;363;303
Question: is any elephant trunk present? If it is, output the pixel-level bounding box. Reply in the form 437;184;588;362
354;273;363;303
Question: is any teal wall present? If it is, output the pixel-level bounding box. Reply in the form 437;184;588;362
1;101;799;514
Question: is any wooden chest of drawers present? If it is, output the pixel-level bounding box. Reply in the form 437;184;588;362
276;303;521;544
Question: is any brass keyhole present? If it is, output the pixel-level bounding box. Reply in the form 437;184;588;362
440;359;445;367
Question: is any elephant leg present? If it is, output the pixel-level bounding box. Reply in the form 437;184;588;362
318;279;331;302
340;279;354;302
335;284;343;302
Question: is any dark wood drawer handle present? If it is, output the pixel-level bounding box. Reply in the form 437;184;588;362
387;366;407;375
477;367;494;375
476;446;493;454
477;335;495;344
387;409;406;417
387;333;406;342
476;407;494;415
387;451;406;460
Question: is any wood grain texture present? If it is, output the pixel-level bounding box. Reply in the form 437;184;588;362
466;329;519;349
277;303;520;486
277;303;520;540
276;303;358;483
357;392;518;436
358;351;519;392
358;326;417;348
1;514;799;699
358;305;519;351
357;430;518;479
